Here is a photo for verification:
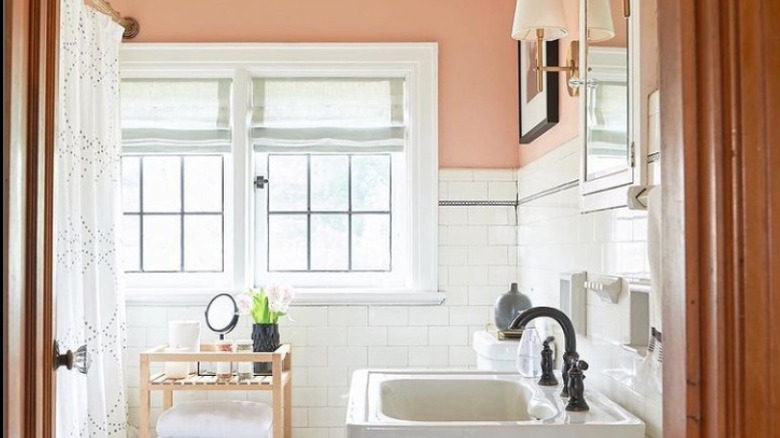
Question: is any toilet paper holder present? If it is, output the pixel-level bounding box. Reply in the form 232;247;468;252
584;275;623;304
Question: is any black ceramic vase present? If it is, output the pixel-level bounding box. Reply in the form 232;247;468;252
252;323;280;375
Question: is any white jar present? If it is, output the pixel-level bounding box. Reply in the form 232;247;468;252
164;347;190;379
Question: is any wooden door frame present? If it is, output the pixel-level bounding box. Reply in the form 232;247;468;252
660;0;780;436
3;0;779;437
3;0;59;435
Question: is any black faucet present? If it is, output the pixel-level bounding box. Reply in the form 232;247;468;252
508;306;590;412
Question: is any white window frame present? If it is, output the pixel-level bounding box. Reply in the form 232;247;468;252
120;43;441;305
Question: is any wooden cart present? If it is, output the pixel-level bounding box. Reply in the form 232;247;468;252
139;344;292;438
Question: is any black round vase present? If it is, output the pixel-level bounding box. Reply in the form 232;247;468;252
252;323;280;375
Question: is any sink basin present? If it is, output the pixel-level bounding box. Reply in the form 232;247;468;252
380;377;555;422
346;370;645;438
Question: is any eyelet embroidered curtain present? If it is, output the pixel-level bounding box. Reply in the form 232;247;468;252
55;1;128;436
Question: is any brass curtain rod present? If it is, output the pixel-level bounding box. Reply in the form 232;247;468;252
86;0;139;39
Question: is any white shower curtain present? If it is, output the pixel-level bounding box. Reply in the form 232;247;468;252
55;0;128;436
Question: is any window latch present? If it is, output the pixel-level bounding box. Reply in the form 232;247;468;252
254;175;269;189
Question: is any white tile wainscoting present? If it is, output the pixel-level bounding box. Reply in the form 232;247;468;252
124;161;662;437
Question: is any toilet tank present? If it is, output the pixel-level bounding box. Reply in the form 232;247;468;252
472;331;521;372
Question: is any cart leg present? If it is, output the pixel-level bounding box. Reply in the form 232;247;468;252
284;378;292;438
273;355;283;438
163;390;173;410
284;352;292;438
139;356;150;438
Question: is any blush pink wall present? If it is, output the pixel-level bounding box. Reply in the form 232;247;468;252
113;0;579;168
517;1;580;166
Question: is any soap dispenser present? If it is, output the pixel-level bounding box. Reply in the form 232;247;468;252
494;283;533;330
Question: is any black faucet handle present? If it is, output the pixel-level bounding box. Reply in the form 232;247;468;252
538;336;559;387
569;359;589;374
565;358;590;412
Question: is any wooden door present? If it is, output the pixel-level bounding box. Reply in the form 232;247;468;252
4;0;59;436
660;0;780;436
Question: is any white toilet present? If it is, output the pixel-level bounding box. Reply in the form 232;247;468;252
472;331;521;372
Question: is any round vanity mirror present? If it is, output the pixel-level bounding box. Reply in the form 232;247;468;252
204;293;239;339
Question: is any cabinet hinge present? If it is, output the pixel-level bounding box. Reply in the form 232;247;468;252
629;142;636;168
254;175;269;189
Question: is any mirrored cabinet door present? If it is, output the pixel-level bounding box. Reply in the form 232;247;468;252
579;0;642;210
585;22;629;181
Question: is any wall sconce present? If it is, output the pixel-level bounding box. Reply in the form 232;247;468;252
512;0;579;96
512;0;618;97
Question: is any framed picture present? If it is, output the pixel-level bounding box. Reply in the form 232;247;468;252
518;40;560;143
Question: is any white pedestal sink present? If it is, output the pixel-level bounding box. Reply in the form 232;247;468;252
346;370;645;438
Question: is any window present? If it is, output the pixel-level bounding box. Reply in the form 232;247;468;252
119;78;234;289
121;155;225;273
263;153;392;272
251;76;409;290
120;44;438;304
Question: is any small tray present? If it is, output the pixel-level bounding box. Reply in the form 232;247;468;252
497;329;524;340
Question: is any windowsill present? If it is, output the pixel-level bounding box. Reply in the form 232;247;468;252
124;288;446;306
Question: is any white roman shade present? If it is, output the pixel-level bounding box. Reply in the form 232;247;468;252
251;78;406;152
121;78;232;152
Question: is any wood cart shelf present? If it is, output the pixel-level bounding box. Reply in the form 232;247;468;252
139;344;292;438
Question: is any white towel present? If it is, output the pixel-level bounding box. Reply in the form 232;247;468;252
157;401;272;438
646;188;663;333
636;187;663;396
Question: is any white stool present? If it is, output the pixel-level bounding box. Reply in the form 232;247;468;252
156;401;272;438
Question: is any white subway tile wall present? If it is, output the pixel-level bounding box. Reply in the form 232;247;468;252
516;139;662;437
125;162;660;437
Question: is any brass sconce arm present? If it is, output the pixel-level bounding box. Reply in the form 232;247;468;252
533;28;580;97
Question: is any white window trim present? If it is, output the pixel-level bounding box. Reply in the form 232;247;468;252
121;43;440;306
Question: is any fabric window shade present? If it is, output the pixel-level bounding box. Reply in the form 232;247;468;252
121;79;232;153
251;78;406;152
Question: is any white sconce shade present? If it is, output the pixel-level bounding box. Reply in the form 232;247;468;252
511;0;568;41
587;0;616;42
